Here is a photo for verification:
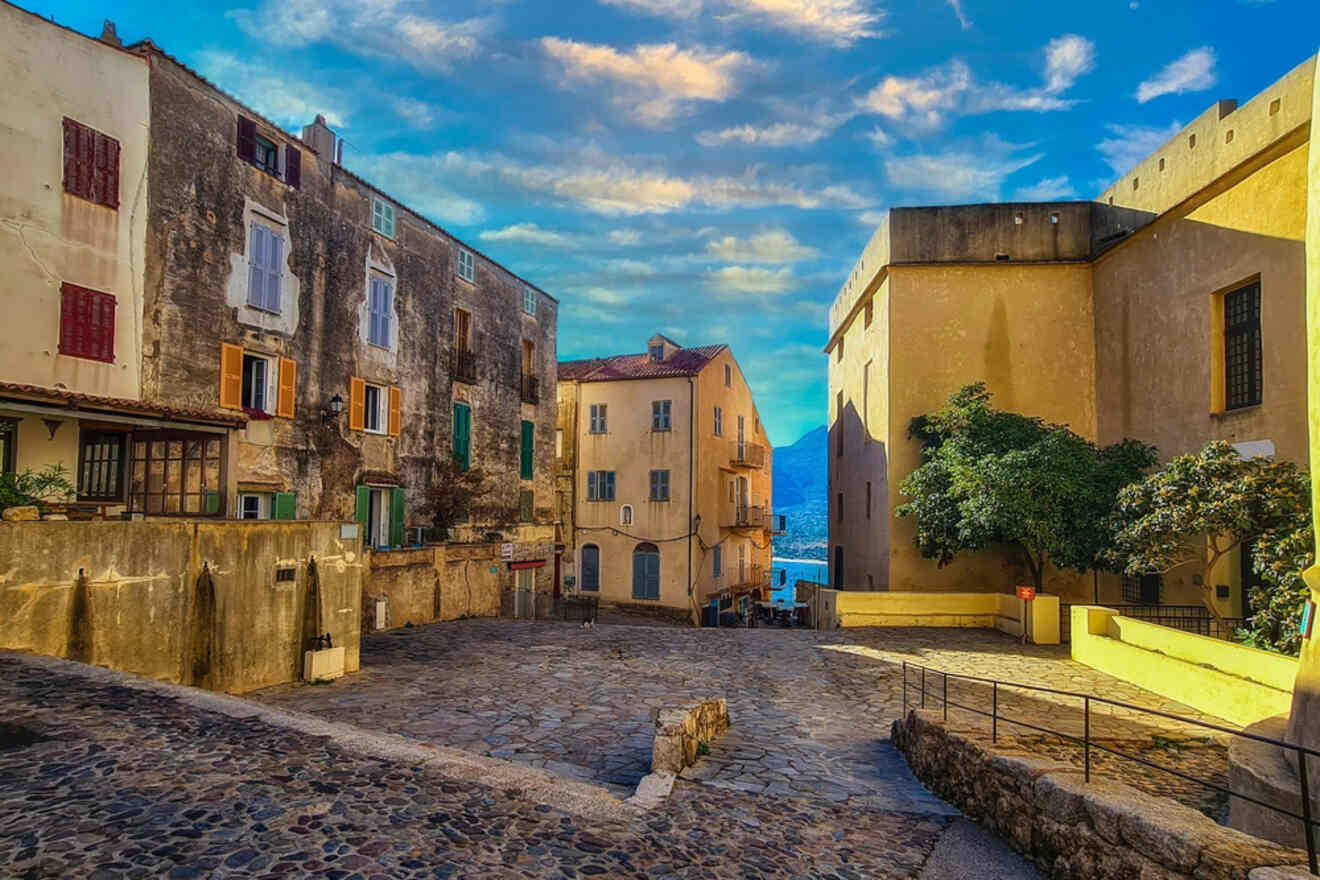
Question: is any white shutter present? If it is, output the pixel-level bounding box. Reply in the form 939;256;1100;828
266;232;283;312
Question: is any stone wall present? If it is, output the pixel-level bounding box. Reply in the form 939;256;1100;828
651;698;729;774
0;519;363;693
893;708;1308;879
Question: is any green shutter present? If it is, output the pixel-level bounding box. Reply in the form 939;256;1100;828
632;554;646;600
273;492;296;521
390;487;406;548
203;489;220;515
453;404;471;472
355;485;371;534
520;420;533;479
647;555;660;600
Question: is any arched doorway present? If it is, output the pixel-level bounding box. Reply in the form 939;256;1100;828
581;544;600;592
633;542;660;600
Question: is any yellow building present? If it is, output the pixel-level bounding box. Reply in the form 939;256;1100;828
557;335;778;623
827;54;1318;611
0;4;243;511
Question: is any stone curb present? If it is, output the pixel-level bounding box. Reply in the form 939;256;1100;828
2;650;641;823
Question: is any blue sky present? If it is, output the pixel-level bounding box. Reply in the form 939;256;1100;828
36;0;1320;446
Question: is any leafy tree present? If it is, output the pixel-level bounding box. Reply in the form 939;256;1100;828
1109;441;1311;625
897;384;1157;593
425;459;491;534
1239;520;1312;655
0;464;76;510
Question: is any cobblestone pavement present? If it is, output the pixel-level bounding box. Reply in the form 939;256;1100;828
0;653;949;879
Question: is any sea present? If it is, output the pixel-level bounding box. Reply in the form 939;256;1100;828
770;557;829;603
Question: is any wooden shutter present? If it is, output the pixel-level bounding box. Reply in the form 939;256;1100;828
390;488;406;548
247;223;265;308
349;377;365;431
62;118;80;198
388;386;402;437
452;403;470;471
102;135;120;209
219;343;243;409
354;486;371;534
265;232;283;312
277;358;296;418
204;489;221;515
284;145;301;189
236;116;256;163
520;421;533;479
273;492;296;521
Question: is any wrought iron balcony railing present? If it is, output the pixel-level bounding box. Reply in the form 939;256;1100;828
730;440;765;469
451;349;478;384
521;374;539;404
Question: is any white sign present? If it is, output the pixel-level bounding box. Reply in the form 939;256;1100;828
501;542;514;560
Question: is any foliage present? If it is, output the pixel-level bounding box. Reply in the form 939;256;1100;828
0;464;76;509
896;384;1157;591
425;459;492;533
1238;518;1313;655
1109;441;1311;625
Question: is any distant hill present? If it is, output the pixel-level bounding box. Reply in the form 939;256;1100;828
772;425;827;560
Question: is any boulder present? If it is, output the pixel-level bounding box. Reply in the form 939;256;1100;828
2;506;40;522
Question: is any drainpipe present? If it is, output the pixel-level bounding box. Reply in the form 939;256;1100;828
687;375;695;615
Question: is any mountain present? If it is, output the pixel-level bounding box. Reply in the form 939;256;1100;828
772;426;827;560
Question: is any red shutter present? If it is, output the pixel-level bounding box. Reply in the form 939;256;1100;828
78;124;94;201
102;133;120;209
284;145;301;189
58;283;116;363
62;118;120;209
236;115;256;163
62;118;79;198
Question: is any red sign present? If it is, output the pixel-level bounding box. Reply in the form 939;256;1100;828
1017;586;1036;601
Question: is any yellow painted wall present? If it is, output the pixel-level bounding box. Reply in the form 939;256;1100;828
1072;606;1295;727
0;5;148;401
836;591;1059;644
1;410;80;489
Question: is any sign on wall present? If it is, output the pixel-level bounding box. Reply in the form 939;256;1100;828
501;543;514;560
1017;586;1036;601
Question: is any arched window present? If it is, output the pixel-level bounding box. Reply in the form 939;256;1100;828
620;504;633;526
632;542;660;600
581;544;600;592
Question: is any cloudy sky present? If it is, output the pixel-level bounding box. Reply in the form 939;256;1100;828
40;0;1318;446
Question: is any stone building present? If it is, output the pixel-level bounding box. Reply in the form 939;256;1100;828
827;54;1319;613
557;335;779;624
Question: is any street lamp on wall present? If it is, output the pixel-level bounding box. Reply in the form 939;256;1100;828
321;393;344;425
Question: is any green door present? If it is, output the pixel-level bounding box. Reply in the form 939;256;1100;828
520;420;534;479
453;403;471;472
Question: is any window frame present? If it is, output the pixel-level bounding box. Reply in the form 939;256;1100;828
456;247;475;283
62;117;120;210
651;400;672;432
519;489;534;522
127;431;226;516
713;406;723;437
240;352;276;414
522;285;537;316
371;197;397;239
649;344;664;362
649;469;670;502
587;470;616;501
238;492;272;520
620;504;633;526
724;364;731;387
0;418;16;475
589;403;608;434
58;283;116;363
1224;280;1263;411
713;545;722;578
247;220;284;314
77;429;126;502
367;275;395;350
363;382;386;434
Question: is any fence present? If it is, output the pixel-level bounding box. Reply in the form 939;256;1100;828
900;660;1319;874
1060;603;1244;644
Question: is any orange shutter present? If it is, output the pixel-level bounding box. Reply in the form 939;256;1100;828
219;343;243;409
388;386;402;437
349;377;365;431
277;358;297;418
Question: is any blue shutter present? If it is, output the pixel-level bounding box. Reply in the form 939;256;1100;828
266;232;283;312
248;224;266;307
646;554;660;599
632;553;646;600
605;472;615;500
587;471;597;501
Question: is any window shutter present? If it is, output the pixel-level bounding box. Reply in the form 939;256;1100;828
520;421;533;479
354;486;371;533
236;115;256;163
204;489;221;516
248;223;266;308
273;492;296;521
633;554;646;600
390;488;406;548
103;135;120;209
606;472;615;500
62;118;79;198
277;358;296;418
349;377;365;431
219;343;243;409
587;471;597;500
388;386;402;437
77;123;95;201
284;145;301;189
453;404;471;471
265;232;283;312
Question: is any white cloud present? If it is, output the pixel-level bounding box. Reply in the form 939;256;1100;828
349;153;485;226
478;222;575;248
706;229;819;263
866;127;894;148
947;0;971;30
696;121;833;147
229;0;488;72
540;38;751;126
857;209;887;226
1136;47;1217;103
1095;121;1183;177
885;139;1042;202
1012;176;1077;201
1043;35;1096;94
609;229;643;246
707;265;796;294
196;51;350;130
605;258;657;276
600;0;885;47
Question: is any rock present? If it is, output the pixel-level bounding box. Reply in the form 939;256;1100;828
2;505;39;522
41;514;69;521
1248;867;1316;880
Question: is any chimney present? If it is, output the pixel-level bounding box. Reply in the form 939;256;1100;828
301;114;339;164
99;20;122;47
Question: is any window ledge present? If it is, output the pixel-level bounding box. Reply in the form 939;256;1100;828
1211;404;1263;420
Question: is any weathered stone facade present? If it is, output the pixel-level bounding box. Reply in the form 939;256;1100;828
132;47;557;578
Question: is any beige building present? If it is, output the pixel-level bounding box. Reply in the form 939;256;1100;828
827;54;1318;614
557;335;778;623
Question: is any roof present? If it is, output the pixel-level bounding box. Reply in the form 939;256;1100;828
0;382;247;427
558;345;727;382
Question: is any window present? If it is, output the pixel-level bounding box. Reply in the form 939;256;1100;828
713;545;722;578
649;344;664;362
59;283;116;363
78;431;125;501
453;403;471;471
632;542;660;600
652;400;672;431
836;392;844;457
247;221;283;313
363;383;383;433
371;198;396;238
589;403;607;434
587;470;616;501
649;470;670;501
724;364;731;387
555;428;563;459
522;285;537;316
241;354;270;413
1225;281;1262;410
863;362;871;442
728;480;734;503
1122;573;1162;604
457;247;475;283
520;420;534;480
866;481;872;519
368;277;394;348
519;490;534;522
235;118;301;186
62;118;119;209
713;406;723;436
0;419;15;474
239;493;271;520
454;308;472;353
620;504;633;526
128;432;225;515
356;485;404;549
837;492;843;521
222;346;295;417
581;544;601;591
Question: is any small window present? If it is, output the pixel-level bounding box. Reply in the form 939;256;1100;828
372;198;396;238
62;118;119;209
457;247;475;283
652;400;671;431
837;492;843;521
522;285;537;316
253;134;279;176
0;419;16;475
78;431;125;501
724;364;731;386
649;470;670;502
866;481;872;519
59;283;116;363
1188;134;1196;149
1050;212;1060;224
555;428;563;459
836;391;844;457
519;490;534;522
863;300;873;328
649;344;664;362
238;493;271;520
1225;281;1263;410
247;221;283;314
241;353;271;413
1225;129;1234;144
368;277;394;349
363;383;384;433
1269;98;1281;116
620;504;633;526
587;470;616;501
713;545;722;578
713;406;723;436
275;567;296;582
589;403;608;434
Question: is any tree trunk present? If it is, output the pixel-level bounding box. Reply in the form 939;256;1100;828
1201;565;1227;625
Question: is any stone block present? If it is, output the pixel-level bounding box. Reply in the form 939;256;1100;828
1035;771;1089;824
2;506;39;522
1248;868;1315;880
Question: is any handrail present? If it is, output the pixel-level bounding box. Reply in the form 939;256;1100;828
900;659;1319;874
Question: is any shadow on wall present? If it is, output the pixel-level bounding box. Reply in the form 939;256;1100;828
829;401;888;590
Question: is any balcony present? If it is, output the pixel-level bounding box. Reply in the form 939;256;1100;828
451;349;478;384
521;374;539;404
770;513;787;535
730;440;765;469
725;504;766;529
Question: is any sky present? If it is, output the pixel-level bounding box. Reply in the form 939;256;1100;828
32;0;1320;447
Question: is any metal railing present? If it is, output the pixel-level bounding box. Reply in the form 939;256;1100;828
726;504;767;529
900;660;1319;874
451;349;478;384
1060;603;1245;644
730;440;766;469
520;374;539;404
770;513;787;534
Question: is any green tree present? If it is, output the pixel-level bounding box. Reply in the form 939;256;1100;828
1109;441;1311;625
897;384;1157;593
1240;520;1312;655
0;464;75;510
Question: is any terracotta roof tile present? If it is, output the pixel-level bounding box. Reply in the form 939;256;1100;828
0;382;247;427
558;344;726;381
